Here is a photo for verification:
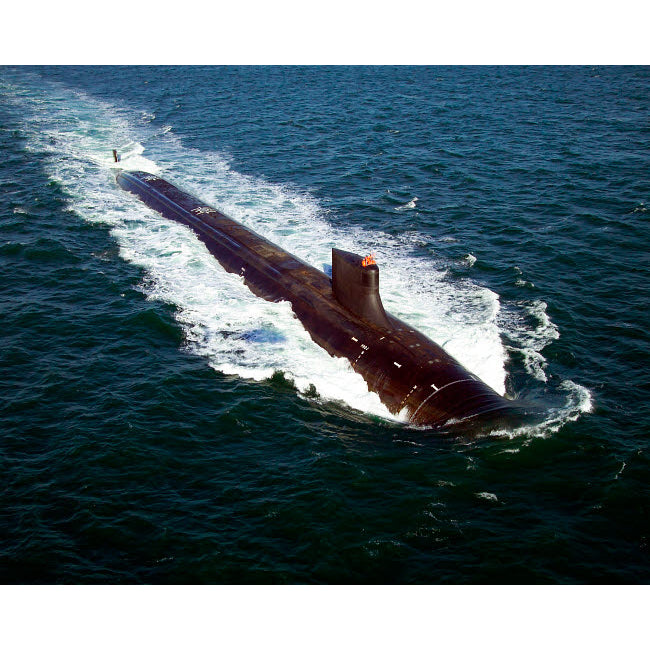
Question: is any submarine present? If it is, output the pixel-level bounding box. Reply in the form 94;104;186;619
116;169;520;430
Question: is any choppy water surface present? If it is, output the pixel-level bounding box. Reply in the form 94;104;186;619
1;66;648;583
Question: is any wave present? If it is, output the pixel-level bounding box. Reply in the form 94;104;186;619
394;196;419;211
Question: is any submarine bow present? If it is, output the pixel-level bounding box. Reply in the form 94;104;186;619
116;169;517;429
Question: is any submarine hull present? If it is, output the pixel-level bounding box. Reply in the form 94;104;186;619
116;170;517;429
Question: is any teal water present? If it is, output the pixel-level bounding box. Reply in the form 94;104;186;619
0;66;648;583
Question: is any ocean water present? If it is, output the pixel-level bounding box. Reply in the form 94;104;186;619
0;65;648;583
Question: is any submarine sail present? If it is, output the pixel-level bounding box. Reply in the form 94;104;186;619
116;169;518;429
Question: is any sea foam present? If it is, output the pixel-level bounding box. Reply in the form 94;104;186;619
4;71;589;433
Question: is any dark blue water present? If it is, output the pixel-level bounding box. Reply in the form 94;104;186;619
1;66;648;583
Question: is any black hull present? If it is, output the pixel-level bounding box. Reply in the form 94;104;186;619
117;170;517;429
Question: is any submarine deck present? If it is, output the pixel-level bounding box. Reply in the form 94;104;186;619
116;170;516;427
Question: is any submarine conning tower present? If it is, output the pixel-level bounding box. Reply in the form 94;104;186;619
332;249;391;329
